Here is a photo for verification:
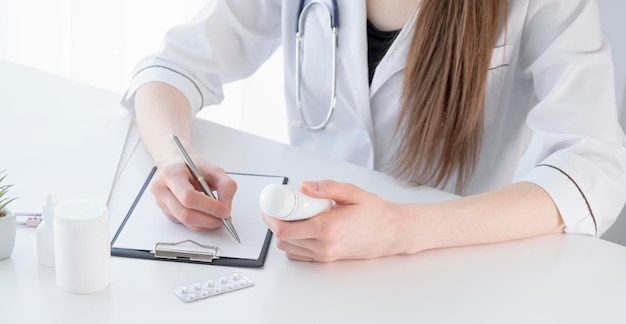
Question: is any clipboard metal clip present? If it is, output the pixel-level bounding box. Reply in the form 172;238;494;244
152;239;220;263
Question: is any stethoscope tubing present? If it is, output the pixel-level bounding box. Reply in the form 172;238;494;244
295;0;339;131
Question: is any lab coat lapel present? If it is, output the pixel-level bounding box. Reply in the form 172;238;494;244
335;1;373;137
369;11;417;98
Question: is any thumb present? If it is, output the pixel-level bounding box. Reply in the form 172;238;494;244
300;180;363;205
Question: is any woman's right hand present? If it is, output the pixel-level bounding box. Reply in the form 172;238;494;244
133;82;237;231
148;155;238;232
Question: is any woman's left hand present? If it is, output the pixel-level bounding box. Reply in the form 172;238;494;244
263;180;411;262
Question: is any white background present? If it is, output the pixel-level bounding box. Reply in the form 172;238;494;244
0;0;288;144
1;0;625;244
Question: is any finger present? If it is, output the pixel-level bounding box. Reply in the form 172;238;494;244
158;204;220;232
153;196;180;224
161;187;224;230
263;214;320;240
150;175;224;230
170;199;225;231
149;179;179;223
285;253;316;262
300;180;365;205
276;239;337;263
275;238;317;261
167;172;230;219
200;165;237;211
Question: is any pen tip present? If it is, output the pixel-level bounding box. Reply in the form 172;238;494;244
224;219;241;244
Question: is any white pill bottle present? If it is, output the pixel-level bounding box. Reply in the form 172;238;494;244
259;183;333;221
54;198;111;294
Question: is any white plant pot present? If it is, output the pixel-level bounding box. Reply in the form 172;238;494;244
0;208;16;260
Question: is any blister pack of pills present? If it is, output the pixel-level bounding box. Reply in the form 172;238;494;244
174;272;255;302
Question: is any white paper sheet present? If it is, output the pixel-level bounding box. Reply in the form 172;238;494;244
112;172;285;260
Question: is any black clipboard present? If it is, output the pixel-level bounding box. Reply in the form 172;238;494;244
111;167;287;268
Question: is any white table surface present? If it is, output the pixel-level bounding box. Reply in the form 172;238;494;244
0;59;130;213
2;62;626;324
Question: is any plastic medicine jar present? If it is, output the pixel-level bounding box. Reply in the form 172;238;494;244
54;198;111;294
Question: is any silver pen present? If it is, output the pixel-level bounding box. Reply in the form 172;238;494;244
170;134;241;244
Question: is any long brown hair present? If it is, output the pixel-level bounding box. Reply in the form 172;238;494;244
392;0;507;192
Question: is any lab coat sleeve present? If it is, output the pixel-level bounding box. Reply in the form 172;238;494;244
121;0;283;115
516;0;626;236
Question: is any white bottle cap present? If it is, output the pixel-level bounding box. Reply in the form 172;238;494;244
259;184;296;218
54;199;108;231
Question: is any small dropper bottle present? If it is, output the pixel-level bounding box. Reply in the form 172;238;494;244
37;194;57;267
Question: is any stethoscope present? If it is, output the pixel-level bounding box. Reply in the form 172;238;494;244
294;0;339;131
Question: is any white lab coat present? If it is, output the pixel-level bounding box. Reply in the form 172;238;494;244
123;0;626;237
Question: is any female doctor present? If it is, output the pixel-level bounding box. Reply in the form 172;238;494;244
124;0;626;262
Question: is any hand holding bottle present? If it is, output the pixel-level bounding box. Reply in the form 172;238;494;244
259;184;333;221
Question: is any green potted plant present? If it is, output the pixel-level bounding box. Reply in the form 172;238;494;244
0;170;18;260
